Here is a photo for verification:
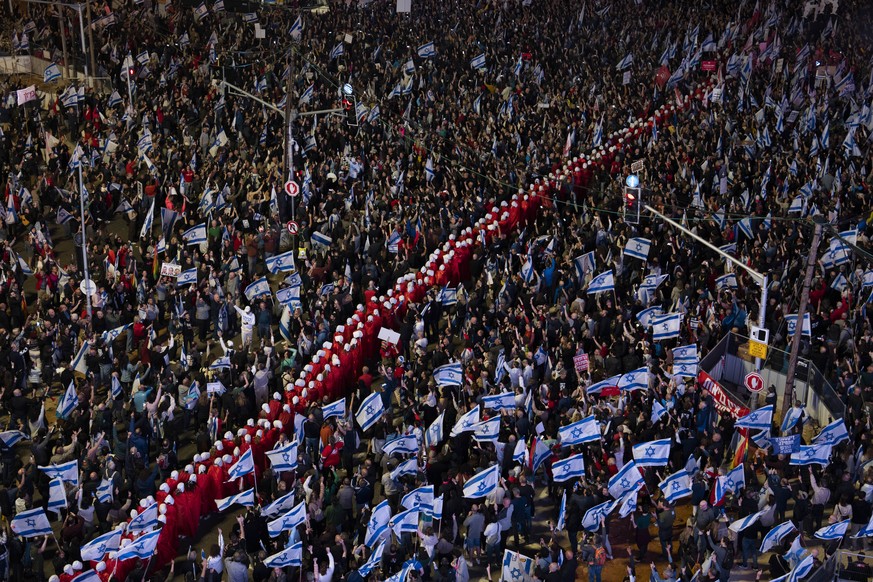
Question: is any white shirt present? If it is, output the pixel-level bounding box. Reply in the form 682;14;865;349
234;306;256;331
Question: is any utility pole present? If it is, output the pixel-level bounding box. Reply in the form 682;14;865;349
85;0;96;89
782;216;824;421
56;2;69;80
283;55;295;228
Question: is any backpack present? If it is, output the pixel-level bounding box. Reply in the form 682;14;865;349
594;547;607;566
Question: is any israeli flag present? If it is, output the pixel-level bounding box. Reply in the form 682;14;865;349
481;391;516;411
463;464;499;498
717;463;745;499
38;459;79;485
44;63;61;83
275;285;301;308
437;286;457;306
10;508;52;538
470;52;486;69
216;488;255;512
659;470;692;503
520;255;535;283
553;453;586;482
608;460;644;499
574;251;596;279
115;529;161;560
135;50;149;65
586;375;621;395
451;405;480;437
637;306;664;328
358;540;386;577
194;2;208;20
181;222;206;245
383;435;419;456
789;444;832;466
789;554;815;580
616;52;634;70
322;399;345;421
815;519;849;540
813;419;849;447
651;400;667;424
433;361;463;386
556;491;567;531
587;271;615;294
472;417;501;443
632;439;671;467
422;412;444;449
265;441;299;472
558;415;600;446
365;500;392;546
267;501;307;537
140;197;155;239
96;478;114;503
735;405;774;430
673;344;698;363
0;431;27;449
730;510;765;533
263;249;297;273
737;217;754;239
47;478;67;514
57;381;79;419
618;490;639;519
289;15;303;39
651;313;682;340
618;367;648;392
298;83;314;104
261;490;296;518
311;231;332;247
265;542;303;568
355;391;385;432
716;273;738;290
624;237;651;260
80;527;123;561
785;313;811;337
176;268;197;286
760;521;797;553
209;356;231;370
102;323;132;343
417;41;436;58
402;485;434;512
245;277;271;301
389;508;420;536
390;458;419;481
329;43;344;60
242;12;258;23
582;500;615;532
227;448;255;479
128;502;159;533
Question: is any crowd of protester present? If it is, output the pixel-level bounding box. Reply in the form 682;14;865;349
0;0;871;580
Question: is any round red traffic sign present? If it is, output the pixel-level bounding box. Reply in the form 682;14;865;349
744;371;764;393
287;221;299;235
284;180;300;197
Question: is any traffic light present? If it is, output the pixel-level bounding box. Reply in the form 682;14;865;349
342;83;358;128
128;67;136;78
624;187;641;224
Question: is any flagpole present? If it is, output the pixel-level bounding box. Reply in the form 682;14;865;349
77;162;92;320
140;555;154;582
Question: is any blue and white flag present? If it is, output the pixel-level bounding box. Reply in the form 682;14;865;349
44;63;61;83
582;500;615;532
182;223;207;245
10;508;52;538
267;501;307;537
586;375;621;395
209;356;231;370
216;488;255;512
531;437;552;473
587;271;615;294
716;273;738;290
71;339;90;375
389;508;420;535
730;510;765;533
481;391;516;411
383;435;419;456
242;12;258;23
451;405;480;437
616;52;634;70
402;485;434;512
102;324;132;343
357;540;386;577
618;489;639;519
659;470;692;503
81;527;123;561
265;542;303;568
425;412;444;448
194;2;208;20
245;277;271;301
785;313;811;337
651;313;682;340
288;15;303;39
417;41;436;59
128;502;159;533
672;344;698;378
618;367;648;392
262;491;296;518
311;231;332;247
57;381;79;419
520;255;535;283
355;391;385;431
0;431;27;449
275;285;301;308
608;460;644;499
322;399;345;421
47;478;67;513
116;529;161;560
265;441;299;472
651;400;667;423
553;453;586;482
623;237;651;260
95;478;114;503
715;464;745;501
559;416;600;446
472;417;501;443
266;249;296;273
365;500;392;546
470;53;486;70
813;419;849;447
638;274;669;301
814;519;849;540
735;405;774;430
632;439;671;467
39;460;78;485
437;286;457;306
329;43;344;60
789;444;832;466
556;491;567;531
463;465;499;498
433;362;463;386
176;268;197;286
760;521;797;553
227;448;254;479
574;251;596;280
637;306;664;328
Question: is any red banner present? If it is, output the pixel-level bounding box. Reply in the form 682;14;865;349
698;370;750;419
574;353;589;372
701;60;717;71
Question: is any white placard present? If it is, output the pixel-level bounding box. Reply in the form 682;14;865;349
377;327;401;344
